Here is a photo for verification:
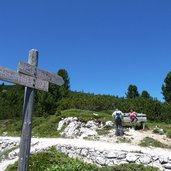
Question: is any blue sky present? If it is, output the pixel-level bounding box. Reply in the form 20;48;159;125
0;1;171;101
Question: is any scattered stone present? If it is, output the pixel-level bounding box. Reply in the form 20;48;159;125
96;157;106;165
81;149;88;156
139;156;151;164
163;163;171;169
106;151;117;158
159;156;169;164
126;153;138;162
105;121;113;128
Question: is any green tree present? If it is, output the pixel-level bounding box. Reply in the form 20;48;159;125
35;69;70;115
162;72;171;102
49;69;70;100
57;69;70;97
35;91;56;116
126;84;139;98
141;90;151;99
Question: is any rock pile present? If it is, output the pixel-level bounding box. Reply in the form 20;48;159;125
57;117;113;139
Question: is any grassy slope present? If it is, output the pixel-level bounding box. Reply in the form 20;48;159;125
0;109;113;137
0;109;171;138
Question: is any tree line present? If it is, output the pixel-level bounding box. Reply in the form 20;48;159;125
0;69;171;122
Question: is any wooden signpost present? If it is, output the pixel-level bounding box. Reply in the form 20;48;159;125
18;61;64;86
0;49;64;171
0;66;49;91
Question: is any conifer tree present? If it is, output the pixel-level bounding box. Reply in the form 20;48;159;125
126;84;139;98
162;71;171;102
141;90;151;99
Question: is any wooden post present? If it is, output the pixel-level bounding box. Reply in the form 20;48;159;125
18;49;38;171
0;49;64;170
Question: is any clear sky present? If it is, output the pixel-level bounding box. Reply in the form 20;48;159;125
0;0;171;101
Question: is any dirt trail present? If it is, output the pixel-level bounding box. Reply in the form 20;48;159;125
123;129;171;146
0;129;171;171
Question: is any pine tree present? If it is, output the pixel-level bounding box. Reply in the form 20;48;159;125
126;84;139;98
162;71;171;102
141;90;151;99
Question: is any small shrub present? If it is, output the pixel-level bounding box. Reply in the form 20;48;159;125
153;128;165;135
55;109;61;116
118;137;131;143
166;130;171;138
139;137;169;148
97;128;109;135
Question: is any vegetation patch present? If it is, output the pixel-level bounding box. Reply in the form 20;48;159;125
60;109;112;122
166;130;171;138
117;137;131;143
153;127;165;135
0;119;22;136
139;137;170;148
97;128;110;135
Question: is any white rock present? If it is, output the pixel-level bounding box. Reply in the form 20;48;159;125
96;156;106;165
163;163;171;169
139;156;151;164
86;121;98;130
63;121;81;137
117;152;126;159
80;127;97;138
8;151;18;160
105;121;113;127
106;151;117;158
149;161;163;171
126;153;138;162
81;149;88;156
57;117;78;131
159;156;169;164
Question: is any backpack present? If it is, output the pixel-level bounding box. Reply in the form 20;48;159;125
115;112;122;120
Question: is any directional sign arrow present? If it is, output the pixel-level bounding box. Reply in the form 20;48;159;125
18;61;64;86
0;66;49;91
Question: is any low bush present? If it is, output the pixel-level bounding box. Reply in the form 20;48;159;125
139;137;169;148
166;130;171;138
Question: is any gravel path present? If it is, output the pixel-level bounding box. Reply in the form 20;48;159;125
1;136;171;171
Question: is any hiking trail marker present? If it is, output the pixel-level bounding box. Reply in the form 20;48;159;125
0;49;64;171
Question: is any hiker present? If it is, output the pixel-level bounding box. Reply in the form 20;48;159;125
128;109;138;129
112;109;124;136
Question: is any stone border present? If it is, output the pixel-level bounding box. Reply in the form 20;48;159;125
56;144;171;171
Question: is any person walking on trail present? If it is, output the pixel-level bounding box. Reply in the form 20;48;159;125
129;109;138;130
112;109;124;136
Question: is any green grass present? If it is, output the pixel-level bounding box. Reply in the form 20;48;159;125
0;109;171;139
0;109;113;137
0;119;22;136
166;130;171;138
139;137;170;148
117;137;131;143
146;121;171;138
97;128;110;135
5;147;159;171
60;109;113;122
